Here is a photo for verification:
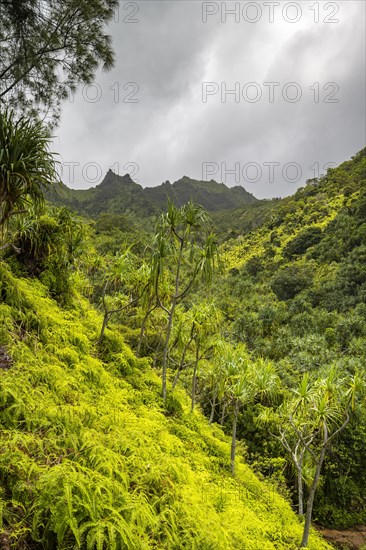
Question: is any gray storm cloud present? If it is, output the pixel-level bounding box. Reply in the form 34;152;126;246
55;0;366;199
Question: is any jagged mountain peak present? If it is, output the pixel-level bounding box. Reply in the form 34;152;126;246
46;171;258;217
99;170;137;187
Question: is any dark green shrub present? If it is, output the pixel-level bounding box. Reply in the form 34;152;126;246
271;265;313;301
283;226;323;259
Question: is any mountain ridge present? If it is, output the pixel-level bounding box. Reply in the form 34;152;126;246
46;171;258;217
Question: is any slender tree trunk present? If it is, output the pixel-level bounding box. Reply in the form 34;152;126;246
97;281;109;343
297;460;304;516
191;345;200;412
220;402;226;426
137;302;156;356
172;337;192;390
296;447;307;516
162;238;184;400
153;337;162;369
209;392;217;424
172;366;182;391
162;301;175;400
231;401;239;475
300;431;327;547
98;311;110;343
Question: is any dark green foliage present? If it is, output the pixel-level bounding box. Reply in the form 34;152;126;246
212;149;366;530
244;255;263;277
0;0;117;123
271;265;313;301
314;418;366;528
283;226;323;258
212;199;280;238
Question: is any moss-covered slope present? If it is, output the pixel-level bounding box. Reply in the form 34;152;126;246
0;263;331;549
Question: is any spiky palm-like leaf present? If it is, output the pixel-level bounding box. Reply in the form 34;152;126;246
0;109;58;233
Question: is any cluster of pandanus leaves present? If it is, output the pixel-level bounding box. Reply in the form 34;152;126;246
0;109;58;242
98;199;220;401
256;366;365;547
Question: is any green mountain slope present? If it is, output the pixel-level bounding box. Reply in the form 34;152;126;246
212;148;366;527
46;171;257;217
0;263;330;549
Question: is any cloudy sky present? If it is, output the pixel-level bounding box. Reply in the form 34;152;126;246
55;0;366;199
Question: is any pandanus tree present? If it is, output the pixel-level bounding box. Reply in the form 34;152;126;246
228;365;253;475
209;345;254;475
226;353;280;475
173;301;221;411
150;201;219;400
257;375;315;518
189;302;221;413
98;249;149;343
201;360;221;425
297;368;364;548
0;109;58;249
259;367;364;548
203;342;243;427
169;302;221;412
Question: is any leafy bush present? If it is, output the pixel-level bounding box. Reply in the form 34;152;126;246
271;265;313;301
283;226;323;258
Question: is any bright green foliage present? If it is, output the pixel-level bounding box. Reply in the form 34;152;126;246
149;200;219;399
96;248;150;342
9;205;93;305
213;148;366;527
0;262;330;549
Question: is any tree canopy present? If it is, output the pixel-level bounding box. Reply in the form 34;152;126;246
0;0;117;123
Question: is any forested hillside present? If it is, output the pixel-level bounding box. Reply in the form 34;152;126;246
0;108;365;549
216;148;366;528
2;1;365;548
0;261;331;549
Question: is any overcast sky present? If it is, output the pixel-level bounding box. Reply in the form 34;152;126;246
54;0;366;199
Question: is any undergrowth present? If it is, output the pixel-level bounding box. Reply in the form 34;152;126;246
0;261;332;549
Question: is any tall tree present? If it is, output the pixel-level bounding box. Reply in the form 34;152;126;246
297;368;363;548
188;302;220;412
226;353;279;475
150;201;219;400
260;368;364;548
0;0;117;123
